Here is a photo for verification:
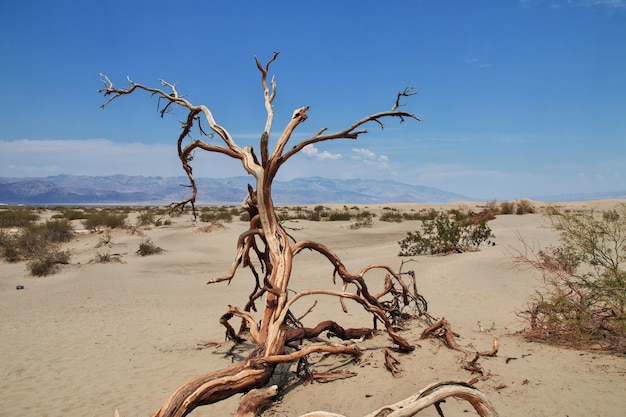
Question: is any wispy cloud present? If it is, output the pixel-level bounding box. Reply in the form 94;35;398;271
351;148;391;170
302;144;343;161
579;0;626;8
520;0;626;9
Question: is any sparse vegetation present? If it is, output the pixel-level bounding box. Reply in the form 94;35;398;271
489;199;536;215
380;209;404;223
398;209;494;256
516;198;535;214
0;217;75;276
137;209;156;226
51;207;88;221
349;216;373;229
199;207;234;223
514;204;626;350
27;250;70;276
83;209;127;230
0;207;39;228
137;238;163;256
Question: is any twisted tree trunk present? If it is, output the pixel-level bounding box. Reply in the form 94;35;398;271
100;53;496;417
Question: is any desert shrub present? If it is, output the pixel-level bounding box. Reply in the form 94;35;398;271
328;210;352;221
0;208;39;228
51;208;86;220
355;210;374;221
0;230;20;262
12;227;49;259
36;219;74;243
399;211;494;256
137;239;163;256
380;210;404;223
96;230;113;248
27;250;70;276
485;200;500;216
499;201;516;215
0;220;74;273
516;198;535;214
516;204;626;350
137;210;156;226
349;216;373;229
83;210;127;230
306;211;321;221
91;252;123;263
200;208;233;223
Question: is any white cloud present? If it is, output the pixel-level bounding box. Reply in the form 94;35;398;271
302;144;343;161
352;148;377;160
351;148;391;170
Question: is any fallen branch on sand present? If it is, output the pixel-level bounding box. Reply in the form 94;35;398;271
116;380;498;417
299;380;499;417
420;317;499;358
420;317;499;375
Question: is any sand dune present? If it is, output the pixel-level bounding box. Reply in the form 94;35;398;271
1;201;625;416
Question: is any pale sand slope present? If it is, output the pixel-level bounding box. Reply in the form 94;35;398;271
1;201;625;417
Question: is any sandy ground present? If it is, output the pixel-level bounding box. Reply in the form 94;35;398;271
1;201;625;417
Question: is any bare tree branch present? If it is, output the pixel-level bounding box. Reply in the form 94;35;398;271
100;54;498;417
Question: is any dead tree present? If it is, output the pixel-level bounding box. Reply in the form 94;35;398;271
100;53;495;417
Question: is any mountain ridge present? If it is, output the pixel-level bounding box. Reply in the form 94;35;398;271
0;175;468;205
0;175;623;205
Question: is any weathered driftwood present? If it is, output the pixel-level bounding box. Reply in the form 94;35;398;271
420;317;499;358
118;381;498;417
297;381;499;417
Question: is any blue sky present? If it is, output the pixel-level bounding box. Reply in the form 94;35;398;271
0;0;624;200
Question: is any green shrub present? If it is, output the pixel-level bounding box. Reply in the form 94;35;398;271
399;211;494;256
328;210;352;221
380;211;404;223
137;210;155;226
137;239;163;256
83;210;127;230
36;219;74;243
13;227;48;259
27;250;70;276
0;230;20;262
517;204;626;350
0;208;39;227
200;208;233;223
51;208;86;220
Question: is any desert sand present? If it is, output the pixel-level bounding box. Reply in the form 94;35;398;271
1;201;625;417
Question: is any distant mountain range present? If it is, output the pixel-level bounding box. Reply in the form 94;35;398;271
0;175;469;205
0;175;623;205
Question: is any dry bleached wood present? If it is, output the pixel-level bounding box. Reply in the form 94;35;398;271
101;53;497;417
297;381;498;417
